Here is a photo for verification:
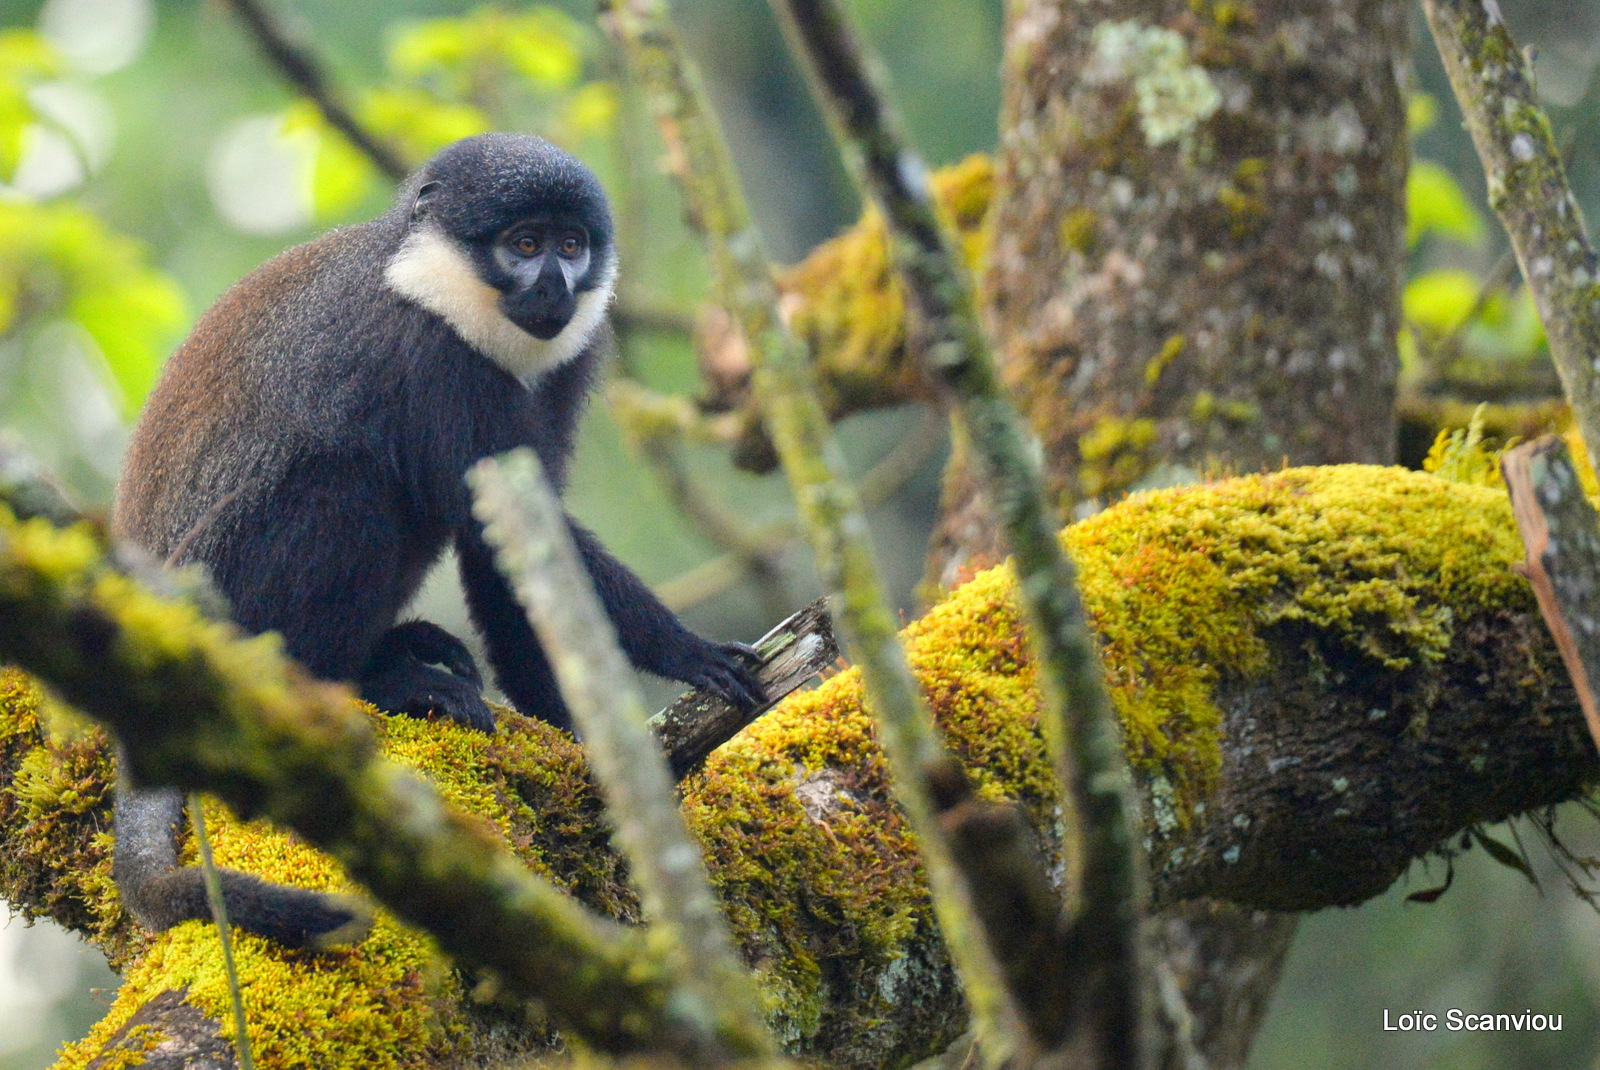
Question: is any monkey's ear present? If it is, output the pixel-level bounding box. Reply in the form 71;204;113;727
412;181;442;220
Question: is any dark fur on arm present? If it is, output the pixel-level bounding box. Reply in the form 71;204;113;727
457;518;764;733
567;523;764;709
457;521;574;731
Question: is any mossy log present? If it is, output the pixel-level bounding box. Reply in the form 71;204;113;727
1;465;1591;1070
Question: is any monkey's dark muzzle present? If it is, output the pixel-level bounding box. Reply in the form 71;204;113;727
501;287;576;340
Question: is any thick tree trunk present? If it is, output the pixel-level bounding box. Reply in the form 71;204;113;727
929;2;1412;1067
937;0;1409;580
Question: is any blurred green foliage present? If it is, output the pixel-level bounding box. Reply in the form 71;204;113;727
1401;92;1550;391
287;5;626;220
0;29;58;175
0;198;186;411
1406;161;1486;248
0;24;184;498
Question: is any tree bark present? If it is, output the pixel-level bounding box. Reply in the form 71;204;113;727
940;0;1410;578
929;2;1412;1067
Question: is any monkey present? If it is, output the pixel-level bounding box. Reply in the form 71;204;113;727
109;133;766;948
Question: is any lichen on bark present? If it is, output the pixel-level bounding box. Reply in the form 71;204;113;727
982;0;1408;513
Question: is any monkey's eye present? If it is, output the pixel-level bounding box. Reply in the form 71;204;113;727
511;235;540;257
558;234;584;257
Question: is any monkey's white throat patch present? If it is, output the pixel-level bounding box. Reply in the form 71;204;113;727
384;227;615;381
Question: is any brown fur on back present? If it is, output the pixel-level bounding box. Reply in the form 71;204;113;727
114;239;337;559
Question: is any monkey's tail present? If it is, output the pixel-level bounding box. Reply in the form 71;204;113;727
114;781;371;950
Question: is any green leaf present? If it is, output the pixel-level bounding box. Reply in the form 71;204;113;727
1469;827;1535;882
1407;161;1485;248
386;7;586;97
1396;326;1420;372
1406;856;1453;903
387;19;473;80
1403;269;1479;333
360;88;489;162
502;9;584;89
0;30;61;180
1505;288;1547;356
561;82;619;139
73;273;187;408
0;199;187;412
281;102;379;221
1408;92;1438;137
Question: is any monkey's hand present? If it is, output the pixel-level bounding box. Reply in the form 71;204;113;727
675;640;767;711
359;621;497;733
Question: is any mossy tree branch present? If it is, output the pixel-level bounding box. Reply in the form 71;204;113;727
651;596;840;779
0;496;724;1060
468;448;774;1061
1421;0;1600;475
1;465;1596;1069
599;0;1034;1060
768;3;1144;1063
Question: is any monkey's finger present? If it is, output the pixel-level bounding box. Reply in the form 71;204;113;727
697;656;767;711
721;641;765;667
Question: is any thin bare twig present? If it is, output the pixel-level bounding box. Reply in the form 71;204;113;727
468;448;775;1061
190;794;257;1070
600;1;1031;1060
1413;249;1519;387
220;0;409;182
768;0;1146;1061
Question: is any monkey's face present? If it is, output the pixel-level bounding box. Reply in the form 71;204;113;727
490;219;592;340
382;134;618;381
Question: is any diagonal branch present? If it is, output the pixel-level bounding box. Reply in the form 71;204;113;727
1421;0;1600;474
599;1;1038;1062
766;3;1147;1064
468;448;775;1060
0;456;725;1061
220;0;409;182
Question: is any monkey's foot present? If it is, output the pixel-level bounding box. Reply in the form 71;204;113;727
359;621;496;733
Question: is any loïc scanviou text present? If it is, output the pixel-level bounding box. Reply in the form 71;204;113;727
1383;1009;1562;1032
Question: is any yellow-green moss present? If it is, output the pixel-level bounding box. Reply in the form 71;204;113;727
1078;415;1161;498
777;154;994;414
1059;207;1101;255
40;700;632;1070
1144;333;1185;386
0;668;129;960
1412;401;1597;495
70;1020;159;1070
1071;467;1525;814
